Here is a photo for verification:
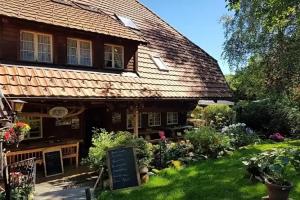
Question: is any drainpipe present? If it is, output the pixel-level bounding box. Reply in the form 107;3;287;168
133;106;139;137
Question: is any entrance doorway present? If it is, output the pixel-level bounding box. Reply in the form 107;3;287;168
83;107;107;156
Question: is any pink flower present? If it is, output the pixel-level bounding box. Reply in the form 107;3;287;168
160;136;166;141
159;131;166;141
4;131;11;141
269;132;284;142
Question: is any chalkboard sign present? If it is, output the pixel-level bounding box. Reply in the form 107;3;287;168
107;147;140;190
43;149;64;177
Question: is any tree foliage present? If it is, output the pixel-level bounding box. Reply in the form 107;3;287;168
223;0;300;95
225;57;266;100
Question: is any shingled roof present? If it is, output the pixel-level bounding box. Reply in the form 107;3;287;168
0;0;231;100
0;0;145;42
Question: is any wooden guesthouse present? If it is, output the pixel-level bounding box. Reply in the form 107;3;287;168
0;0;231;173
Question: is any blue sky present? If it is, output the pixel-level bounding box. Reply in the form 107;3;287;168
140;0;231;75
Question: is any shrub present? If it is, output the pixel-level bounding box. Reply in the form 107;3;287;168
187;118;206;128
243;148;300;185
0;185;33;200
184;127;231;158
84;129;153;169
235;97;300;136
221;123;260;148
153;140;198;168
202;105;235;130
190;106;204;119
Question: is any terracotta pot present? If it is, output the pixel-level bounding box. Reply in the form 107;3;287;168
265;180;293;200
140;174;149;184
139;166;149;184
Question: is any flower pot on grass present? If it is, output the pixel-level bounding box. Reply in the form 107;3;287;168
243;148;300;200
139;166;149;184
265;179;293;200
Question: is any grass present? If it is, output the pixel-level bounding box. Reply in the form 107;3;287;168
99;140;300;200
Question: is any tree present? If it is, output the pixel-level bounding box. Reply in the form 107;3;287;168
223;0;300;96
225;57;266;100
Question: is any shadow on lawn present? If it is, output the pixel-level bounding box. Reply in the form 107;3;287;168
100;141;300;200
100;156;264;200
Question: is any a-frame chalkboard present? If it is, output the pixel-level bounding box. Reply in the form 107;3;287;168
107;147;140;190
43;149;64;177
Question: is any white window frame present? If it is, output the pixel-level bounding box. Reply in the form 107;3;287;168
104;44;124;69
126;111;142;129
20;30;53;63
148;112;161;127
116;15;139;30
151;55;168;71
67;38;93;66
167;112;179;125
18;116;43;140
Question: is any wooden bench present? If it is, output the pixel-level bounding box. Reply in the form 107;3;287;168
6;142;80;168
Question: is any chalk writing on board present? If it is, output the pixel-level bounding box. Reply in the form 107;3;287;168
107;147;140;190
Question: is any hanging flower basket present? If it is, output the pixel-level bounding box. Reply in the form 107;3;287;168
2;122;31;147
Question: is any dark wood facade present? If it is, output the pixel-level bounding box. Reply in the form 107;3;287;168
20;100;195;137
0;14;198;167
17;100;196;157
0;16;139;72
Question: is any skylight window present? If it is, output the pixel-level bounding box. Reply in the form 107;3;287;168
72;1;102;13
116;15;139;30
151;56;168;71
51;0;72;6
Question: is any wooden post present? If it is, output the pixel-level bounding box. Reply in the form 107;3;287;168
133;106;139;137
0;141;3;178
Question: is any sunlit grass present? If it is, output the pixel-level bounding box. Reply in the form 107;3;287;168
99;140;300;200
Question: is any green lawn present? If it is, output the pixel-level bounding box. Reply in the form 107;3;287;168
99;140;300;200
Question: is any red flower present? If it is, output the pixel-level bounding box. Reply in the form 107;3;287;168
15;122;25;128
160;136;166;141
4;130;11;141
159;131;166;141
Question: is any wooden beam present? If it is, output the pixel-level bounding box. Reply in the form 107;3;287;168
19;107;85;118
133;106;139;137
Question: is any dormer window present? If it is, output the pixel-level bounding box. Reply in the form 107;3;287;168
67;38;92;66
104;44;124;69
151;55;168;71
20;31;53;63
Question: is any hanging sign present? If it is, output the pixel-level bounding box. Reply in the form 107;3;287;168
49;107;68;118
112;112;122;124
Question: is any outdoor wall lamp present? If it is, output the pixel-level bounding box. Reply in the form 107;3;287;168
10;99;27;113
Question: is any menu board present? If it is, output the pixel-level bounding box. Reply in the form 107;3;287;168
107;147;140;190
43;149;64;177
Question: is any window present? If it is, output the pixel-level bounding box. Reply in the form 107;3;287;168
167;112;179;125
152;56;168;71
67;38;92;66
20;31;52;63
18;116;43;139
127;111;142;129
148;112;161;127
116;15;139;30
104;44;124;69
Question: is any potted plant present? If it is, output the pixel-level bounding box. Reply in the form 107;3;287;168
3;122;30;147
243;148;300;200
